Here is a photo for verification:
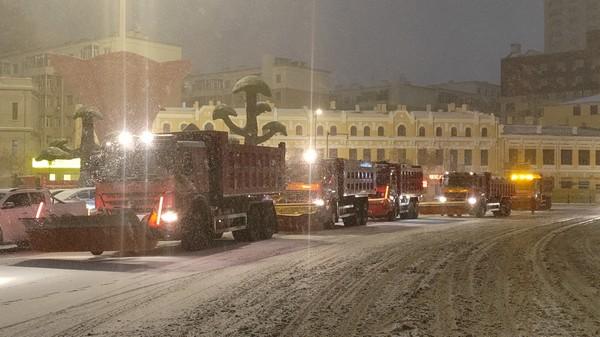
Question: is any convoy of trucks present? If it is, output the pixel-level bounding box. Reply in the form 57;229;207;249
16;128;559;254
275;158;375;232
368;162;423;220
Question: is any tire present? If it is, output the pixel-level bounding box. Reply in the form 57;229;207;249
407;201;419;219
475;204;486;218
357;198;368;226
342;214;357;226
232;203;262;242
260;202;277;240
324;201;337;229
387;200;398;221
181;198;213;251
90;250;103;256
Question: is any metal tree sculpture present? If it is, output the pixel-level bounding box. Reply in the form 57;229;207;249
213;76;287;145
74;106;103;186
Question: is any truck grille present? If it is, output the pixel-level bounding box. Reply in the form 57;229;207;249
444;192;466;201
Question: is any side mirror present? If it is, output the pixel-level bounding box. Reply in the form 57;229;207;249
2;202;16;209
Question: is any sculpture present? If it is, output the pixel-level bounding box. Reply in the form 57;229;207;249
213;75;287;145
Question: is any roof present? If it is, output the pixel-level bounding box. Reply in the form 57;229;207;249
502;124;600;137
562;94;600;105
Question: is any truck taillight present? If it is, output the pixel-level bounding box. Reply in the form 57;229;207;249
148;210;159;228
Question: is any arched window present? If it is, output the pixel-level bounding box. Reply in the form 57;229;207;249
295;125;303;136
329;125;337;136
435;127;443;137
180;123;188;131
465;127;472;137
481;127;488;137
317;125;324;136
418;127;426;137
204;122;214;131
162;123;171;133
350;126;357;136
364;126;371;136
377;126;384;136
397;125;406;136
451;127;457;137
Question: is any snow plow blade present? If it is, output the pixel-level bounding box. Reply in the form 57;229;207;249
275;204;330;233
22;210;157;253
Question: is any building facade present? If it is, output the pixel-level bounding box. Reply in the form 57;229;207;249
542;94;600;128
183;55;331;109
153;103;501;176
333;80;500;114
500;30;600;124
0;77;40;186
0;31;183;149
545;0;600;53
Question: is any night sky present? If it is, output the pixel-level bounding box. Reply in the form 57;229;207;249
12;0;543;85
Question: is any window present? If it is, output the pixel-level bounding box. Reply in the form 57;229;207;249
64;174;72;181
162;123;171;132
329;126;337;136
417;149;427;164
363;149;371;161
524;149;536;165
4;193;30;208
397;125;406;136
451;127;457;137
579;180;590;190
464;149;472;166
465;128;471;137
543;149;555;165
435;127;442;137
573;105;581;116
591;105;598;115
363;126;370;136
377;149;385;161
418;127;426;137
295;125;303;136
349;148;357;160
350;126;357;136
480;149;488;166
481;127;488;137
435;149;444;165
579;150;590;165
204;122;214;131
560;179;573;189
449;150;458;170
317;125;324;136
509;149;519;165
377;126;384;136
329;148;338;158
12;102;18;120
397;149;407;162
561;149;572;165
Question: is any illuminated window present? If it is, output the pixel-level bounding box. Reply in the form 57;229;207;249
49;173;56;181
63;174;72;181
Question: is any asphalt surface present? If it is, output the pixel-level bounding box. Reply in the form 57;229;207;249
1;205;599;337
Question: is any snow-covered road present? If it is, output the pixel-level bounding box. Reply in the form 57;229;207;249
1;205;600;337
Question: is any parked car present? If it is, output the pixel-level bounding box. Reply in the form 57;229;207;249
0;188;87;245
53;187;96;211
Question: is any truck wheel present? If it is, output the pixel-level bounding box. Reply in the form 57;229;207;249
233;203;262;242
324;203;337;229
475;204;486;218
260;202;277;240
357;198;368;226
407;201;419;219
546;197;552;210
90;250;103;256
181;199;213;251
387;200;398;221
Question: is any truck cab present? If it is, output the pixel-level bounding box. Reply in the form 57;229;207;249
509;172;553;210
368;163;422;220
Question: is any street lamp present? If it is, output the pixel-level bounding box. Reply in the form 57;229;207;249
303;148;318;164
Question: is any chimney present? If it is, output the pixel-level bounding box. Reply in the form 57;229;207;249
448;103;456;112
426;104;432;112
510;43;522;55
329;100;336;110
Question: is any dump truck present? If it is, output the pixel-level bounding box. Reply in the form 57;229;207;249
421;171;514;217
25;130;286;254
275;158;375;232
368;162;423;220
509;171;553;210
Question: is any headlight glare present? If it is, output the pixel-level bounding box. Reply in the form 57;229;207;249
467;197;477;205
160;210;178;223
439;196;447;203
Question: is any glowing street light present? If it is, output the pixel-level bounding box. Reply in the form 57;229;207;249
140;130;155;145
118;130;134;148
303;148;318;164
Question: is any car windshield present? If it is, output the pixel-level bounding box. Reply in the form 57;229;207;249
2;2;591;336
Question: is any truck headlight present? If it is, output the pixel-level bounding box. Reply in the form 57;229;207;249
160;210;178;223
467;197;477;205
439;196;447;203
312;198;325;207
